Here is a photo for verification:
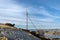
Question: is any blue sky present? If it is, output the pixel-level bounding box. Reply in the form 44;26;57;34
0;0;60;29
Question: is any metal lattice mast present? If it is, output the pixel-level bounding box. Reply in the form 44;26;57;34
26;10;28;29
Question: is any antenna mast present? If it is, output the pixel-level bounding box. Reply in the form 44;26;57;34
26;10;28;29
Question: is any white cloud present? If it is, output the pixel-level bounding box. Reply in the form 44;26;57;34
25;7;60;29
0;0;60;29
0;0;26;17
27;7;53;17
40;0;60;10
0;0;27;25
28;6;60;19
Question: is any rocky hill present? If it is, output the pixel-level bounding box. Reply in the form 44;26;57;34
0;23;41;40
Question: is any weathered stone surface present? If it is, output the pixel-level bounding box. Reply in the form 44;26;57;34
0;29;41;40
